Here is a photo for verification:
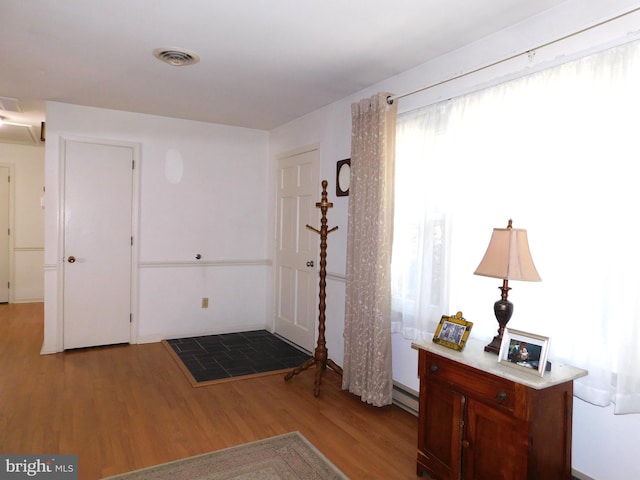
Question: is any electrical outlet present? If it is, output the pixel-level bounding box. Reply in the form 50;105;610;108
202;297;209;308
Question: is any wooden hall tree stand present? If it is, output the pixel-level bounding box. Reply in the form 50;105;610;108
285;180;343;396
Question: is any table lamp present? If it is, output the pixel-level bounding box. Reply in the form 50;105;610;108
474;219;541;354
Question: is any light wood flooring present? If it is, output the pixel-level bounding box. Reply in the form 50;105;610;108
0;303;419;479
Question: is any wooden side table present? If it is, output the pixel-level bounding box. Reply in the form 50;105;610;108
412;338;587;479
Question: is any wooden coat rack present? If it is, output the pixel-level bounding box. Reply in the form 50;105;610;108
285;180;343;396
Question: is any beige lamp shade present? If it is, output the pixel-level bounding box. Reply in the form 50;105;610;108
474;226;541;282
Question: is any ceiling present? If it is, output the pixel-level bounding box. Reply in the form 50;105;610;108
0;0;570;145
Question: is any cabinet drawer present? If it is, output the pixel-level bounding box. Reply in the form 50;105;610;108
421;351;516;411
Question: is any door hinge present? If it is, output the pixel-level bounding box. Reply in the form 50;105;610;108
132;160;135;169
130;314;132;323
131;236;133;246
7;228;10;236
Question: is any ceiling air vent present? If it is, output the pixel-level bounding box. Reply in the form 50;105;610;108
153;48;200;67
0;97;22;112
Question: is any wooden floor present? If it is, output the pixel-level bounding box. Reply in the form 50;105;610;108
0;303;419;479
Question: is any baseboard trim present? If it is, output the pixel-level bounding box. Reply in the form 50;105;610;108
13;297;44;304
572;469;595;480
40;342;58;355
138;324;270;345
42;325;271;353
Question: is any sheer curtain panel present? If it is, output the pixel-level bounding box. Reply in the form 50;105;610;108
392;40;640;414
343;92;397;406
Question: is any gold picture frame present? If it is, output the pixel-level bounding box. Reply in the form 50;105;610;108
432;311;473;351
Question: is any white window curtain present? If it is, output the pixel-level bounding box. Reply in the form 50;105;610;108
392;39;640;414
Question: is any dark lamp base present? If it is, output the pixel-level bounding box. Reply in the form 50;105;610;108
485;298;514;355
484;336;503;355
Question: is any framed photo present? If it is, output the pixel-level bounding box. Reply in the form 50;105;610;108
432;311;473;351
336;159;350;197
498;328;550;377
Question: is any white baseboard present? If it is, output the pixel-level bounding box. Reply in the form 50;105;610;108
13;297;44;303
135;335;165;344
139;323;270;344
572;470;596;480
40;342;58;355
41;325;271;352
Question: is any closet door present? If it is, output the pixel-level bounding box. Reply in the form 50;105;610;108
62;139;134;349
274;148;319;351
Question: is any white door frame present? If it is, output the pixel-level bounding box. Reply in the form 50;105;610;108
56;136;140;351
0;163;15;303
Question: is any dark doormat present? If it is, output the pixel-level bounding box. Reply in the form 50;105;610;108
162;330;311;387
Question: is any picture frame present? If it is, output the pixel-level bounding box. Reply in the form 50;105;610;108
336;159;350;197
498;328;550;377
432;311;473;351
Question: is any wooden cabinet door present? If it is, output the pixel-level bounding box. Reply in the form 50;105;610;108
463;397;528;480
418;380;465;479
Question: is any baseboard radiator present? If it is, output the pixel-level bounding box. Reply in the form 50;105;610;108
392;381;419;416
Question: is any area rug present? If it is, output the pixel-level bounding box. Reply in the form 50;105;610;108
102;432;349;479
163;330;311;386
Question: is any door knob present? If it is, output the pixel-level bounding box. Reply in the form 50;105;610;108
306;261;314;267
68;256;76;263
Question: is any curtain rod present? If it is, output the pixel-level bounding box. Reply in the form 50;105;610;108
386;6;640;105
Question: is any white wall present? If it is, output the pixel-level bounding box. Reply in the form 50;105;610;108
268;1;640;479
0;143;44;303
42;102;270;351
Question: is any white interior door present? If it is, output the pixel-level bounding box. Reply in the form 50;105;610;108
0;166;9;303
275;148;319;351
63;140;134;349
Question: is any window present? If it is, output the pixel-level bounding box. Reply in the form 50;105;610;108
392;39;640;413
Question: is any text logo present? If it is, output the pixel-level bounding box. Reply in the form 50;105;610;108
0;455;77;479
